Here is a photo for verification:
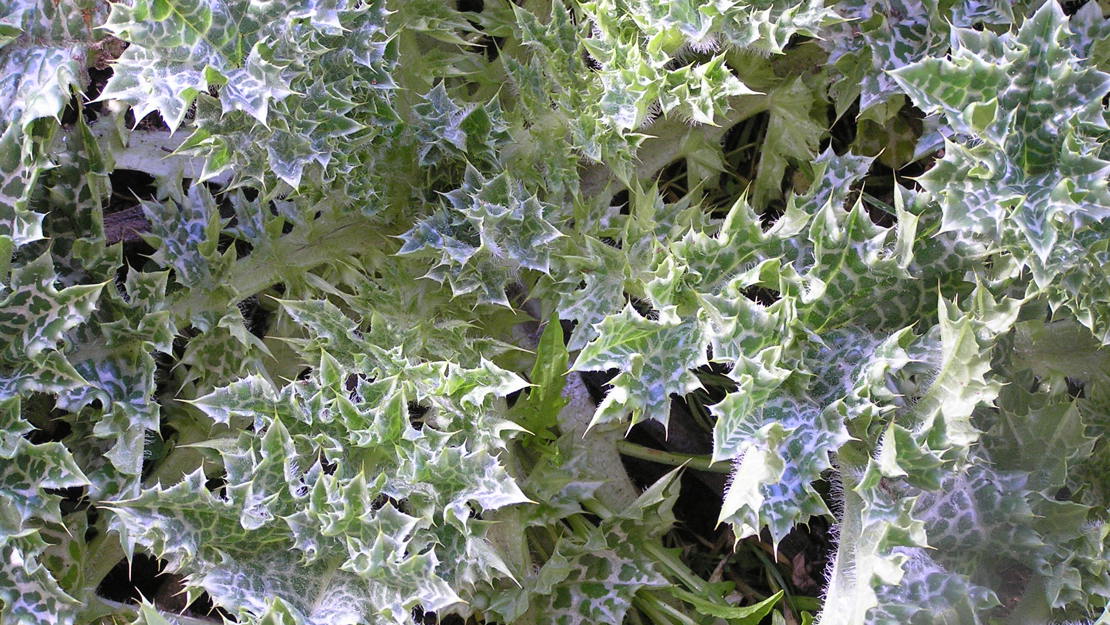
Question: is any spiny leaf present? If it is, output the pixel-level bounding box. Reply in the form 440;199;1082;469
0;253;103;364
572;304;708;430
0;397;87;625
891;1;1110;339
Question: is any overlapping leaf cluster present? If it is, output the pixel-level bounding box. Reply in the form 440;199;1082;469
0;0;1108;624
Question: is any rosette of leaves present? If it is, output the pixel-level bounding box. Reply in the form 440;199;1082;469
100;0;399;191
399;165;561;307
569;5;1110;618
1;0;1109;624
109;336;531;625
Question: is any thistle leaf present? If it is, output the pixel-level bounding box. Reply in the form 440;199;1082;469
892;1;1110;340
571;304;708;430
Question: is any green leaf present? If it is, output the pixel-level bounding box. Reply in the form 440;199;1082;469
715;328;875;544
141;184;227;291
0;537;83;625
900;293;1017;462
104;0;397;195
547;237;629;351
100;0;249;129
112;342;529;624
1012;319;1110;386
524;531;665;625
111;469;462;625
514;470;682;625
0;0;102;131
669;588;782;623
513;315;569;442
822;0;978;116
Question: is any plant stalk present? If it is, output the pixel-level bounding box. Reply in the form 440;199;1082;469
635;592;701;625
616;440;731;473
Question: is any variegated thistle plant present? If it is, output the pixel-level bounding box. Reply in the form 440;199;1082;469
1;0;1108;623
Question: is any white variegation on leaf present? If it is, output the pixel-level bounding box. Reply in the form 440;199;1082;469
1;0;1108;623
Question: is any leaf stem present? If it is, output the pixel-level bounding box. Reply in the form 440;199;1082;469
171;213;395;321
634;594;675;625
642;541;707;595
750;543;796;621
82;531;124;600
615;440;730;473
635;592;701;625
